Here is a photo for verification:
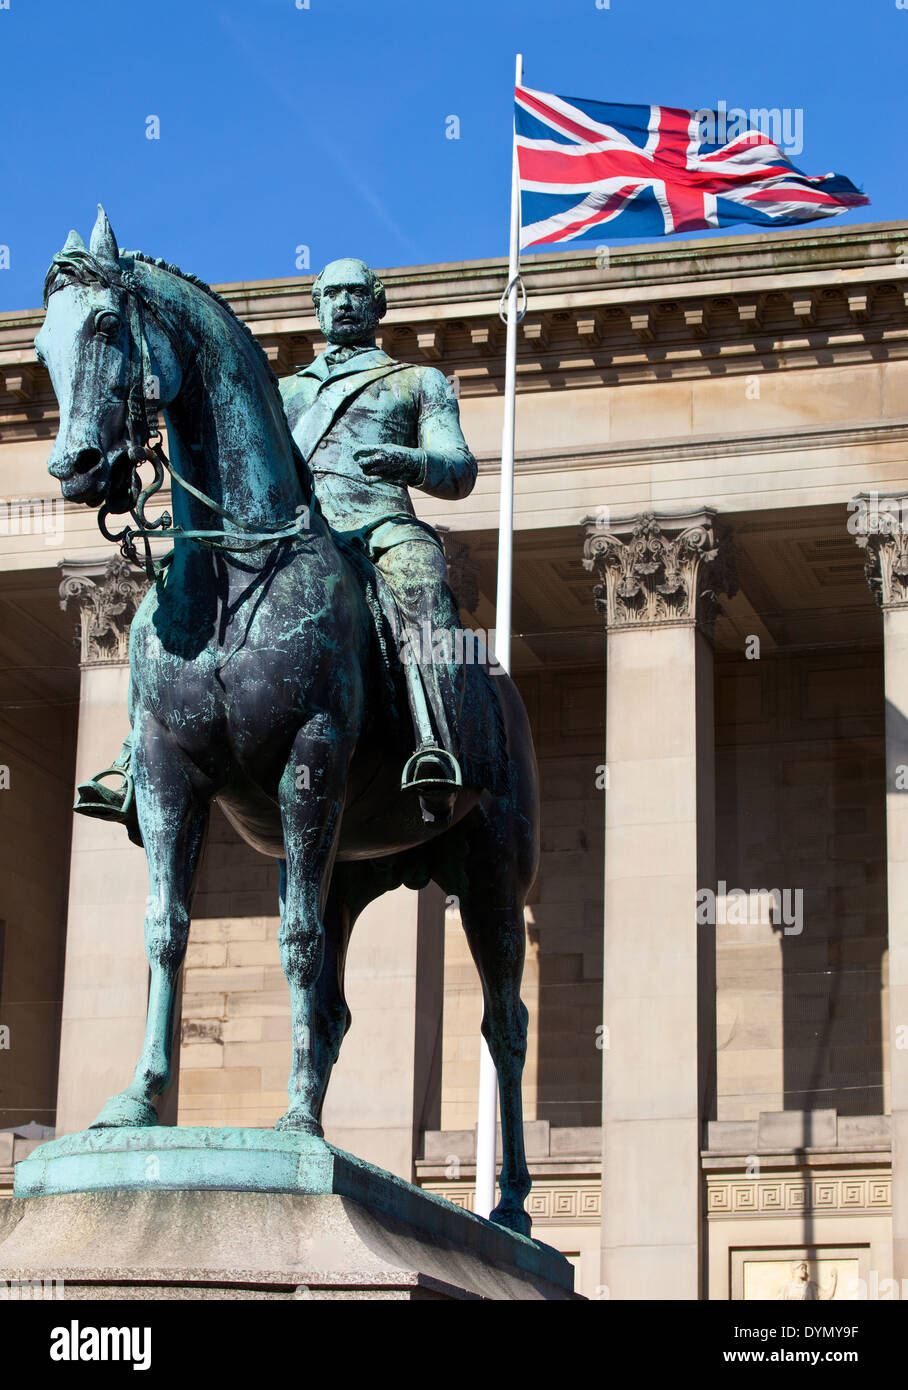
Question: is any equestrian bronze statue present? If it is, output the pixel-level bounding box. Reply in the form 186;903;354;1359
38;207;539;1236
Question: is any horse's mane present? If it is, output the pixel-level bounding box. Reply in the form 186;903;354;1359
43;243;314;501
127;250;283;400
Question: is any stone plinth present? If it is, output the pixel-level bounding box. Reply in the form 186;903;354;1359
0;1128;577;1300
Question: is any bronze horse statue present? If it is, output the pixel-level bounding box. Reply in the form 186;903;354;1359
37;208;539;1236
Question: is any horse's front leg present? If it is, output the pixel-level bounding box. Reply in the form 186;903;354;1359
90;711;210;1128
275;721;351;1135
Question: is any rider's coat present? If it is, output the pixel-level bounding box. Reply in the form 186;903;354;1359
279;345;477;555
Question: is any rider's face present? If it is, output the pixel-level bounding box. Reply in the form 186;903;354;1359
316;263;379;345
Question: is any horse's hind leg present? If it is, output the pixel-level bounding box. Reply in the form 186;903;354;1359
463;897;532;1236
90;713;209;1128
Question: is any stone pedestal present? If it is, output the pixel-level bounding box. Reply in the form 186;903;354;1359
0;1128;576;1301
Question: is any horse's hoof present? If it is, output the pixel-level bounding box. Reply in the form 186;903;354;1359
275;1109;323;1136
489;1204;532;1239
88;1092;159;1129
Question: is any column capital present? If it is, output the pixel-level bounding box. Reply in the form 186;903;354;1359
581;508;736;636
59;556;148;667
851;493;908;609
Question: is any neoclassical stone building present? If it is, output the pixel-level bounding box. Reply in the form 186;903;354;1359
1;218;907;1300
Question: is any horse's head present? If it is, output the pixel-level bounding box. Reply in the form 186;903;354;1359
36;206;182;510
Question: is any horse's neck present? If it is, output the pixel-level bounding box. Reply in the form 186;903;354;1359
162;412;301;539
162;312;309;540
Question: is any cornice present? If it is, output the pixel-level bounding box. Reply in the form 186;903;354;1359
3;221;907;439
189;218;908;315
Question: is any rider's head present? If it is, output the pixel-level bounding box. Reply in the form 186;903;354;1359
312;259;386;347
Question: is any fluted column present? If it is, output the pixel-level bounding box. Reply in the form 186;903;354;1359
54;558;162;1133
583;509;735;1300
854;497;908;1282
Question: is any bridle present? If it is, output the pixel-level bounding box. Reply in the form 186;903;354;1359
91;270;312;580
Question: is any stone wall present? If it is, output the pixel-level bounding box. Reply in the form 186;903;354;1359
179;808;284;1129
714;647;887;1121
0;660;76;1129
440;666;606;1132
176;643;888;1139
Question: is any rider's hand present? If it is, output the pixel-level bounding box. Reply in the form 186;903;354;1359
354;446;425;486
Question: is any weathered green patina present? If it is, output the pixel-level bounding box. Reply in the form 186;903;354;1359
36;208;539;1236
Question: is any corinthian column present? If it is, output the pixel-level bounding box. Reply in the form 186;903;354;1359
583;509;735;1300
54;558;160;1134
854;497;908;1283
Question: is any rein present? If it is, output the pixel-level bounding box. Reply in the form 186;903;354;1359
96;273;312;581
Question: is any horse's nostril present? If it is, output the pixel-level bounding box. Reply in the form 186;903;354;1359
73;448;103;475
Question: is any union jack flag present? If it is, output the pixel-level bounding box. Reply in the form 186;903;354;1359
516;86;870;251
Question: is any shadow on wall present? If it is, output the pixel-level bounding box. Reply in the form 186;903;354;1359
716;647;887;1122
780;712;886;1119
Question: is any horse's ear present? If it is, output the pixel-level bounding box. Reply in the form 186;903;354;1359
89;205;119;268
62;229;86;253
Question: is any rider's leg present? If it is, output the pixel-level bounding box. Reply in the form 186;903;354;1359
376;540;466;823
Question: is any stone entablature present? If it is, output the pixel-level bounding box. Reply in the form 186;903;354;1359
3;220;907;439
582;508;736;633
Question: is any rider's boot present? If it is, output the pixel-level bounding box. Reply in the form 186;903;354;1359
74;733;143;847
400;623;467;827
382;556;469;827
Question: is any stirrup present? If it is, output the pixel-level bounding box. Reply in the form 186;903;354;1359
74;766;135;823
400;746;463;795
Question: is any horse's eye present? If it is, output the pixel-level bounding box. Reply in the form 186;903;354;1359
94;311;121;338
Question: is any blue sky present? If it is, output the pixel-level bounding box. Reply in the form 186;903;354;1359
0;0;903;312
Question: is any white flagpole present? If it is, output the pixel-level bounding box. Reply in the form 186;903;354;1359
475;50;523;1223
